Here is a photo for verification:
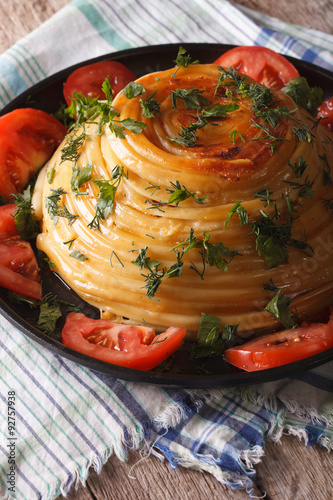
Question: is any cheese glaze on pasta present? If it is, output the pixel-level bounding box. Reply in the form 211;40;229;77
33;64;333;339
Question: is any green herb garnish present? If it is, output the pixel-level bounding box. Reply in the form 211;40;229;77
70;161;93;195
191;312;238;359
264;286;297;329
282;76;323;116
45;188;79;227
88;165;127;230
69;250;88;261
13;187;39;240
224;200;248;228
140;92;160;118
172;46;199;76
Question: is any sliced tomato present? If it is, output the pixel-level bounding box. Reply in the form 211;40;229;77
63;61;137;105
214;46;300;90
0;237;41;300
62;312;186;370
0;203;17;240
0;108;67;201
316;96;333;131
224;311;333;371
0;203;41;300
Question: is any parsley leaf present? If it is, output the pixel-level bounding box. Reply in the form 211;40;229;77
140;92;160;118
282;76;323;116
69;250;88;261
171;87;209;109
70;161;93;195
37;293;62;333
264;287;297;329
88;165;127;230
191;312;238;359
224;200;248;228
121;82;145;99
13;187;39;240
173;46;199;76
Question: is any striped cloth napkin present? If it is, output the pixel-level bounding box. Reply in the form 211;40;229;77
0;1;333;499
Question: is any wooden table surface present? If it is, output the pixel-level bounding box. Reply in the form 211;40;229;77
0;1;332;499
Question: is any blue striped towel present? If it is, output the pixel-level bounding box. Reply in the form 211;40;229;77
0;1;332;499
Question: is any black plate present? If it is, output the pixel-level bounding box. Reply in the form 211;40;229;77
1;43;333;388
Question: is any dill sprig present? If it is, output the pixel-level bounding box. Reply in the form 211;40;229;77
45;187;79;227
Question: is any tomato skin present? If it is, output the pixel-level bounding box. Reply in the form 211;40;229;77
0;237;42;300
214;46;300;90
0;204;17;239
0;108;67;201
0;203;42;300
316;97;333;131
63;61;137;106
62;312;186;370
224;311;333;371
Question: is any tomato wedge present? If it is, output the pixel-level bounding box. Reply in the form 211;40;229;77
224;310;333;371
0;203;41;300
214;46;300;90
317;96;333;131
0;203;17;239
0;108;67;201
62;312;186;370
0;238;42;300
63;61;137;106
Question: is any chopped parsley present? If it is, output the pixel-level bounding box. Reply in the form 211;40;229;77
172;46;199;76
252;197;313;269
13;187;39;240
140;92;160;118
121;82;145;99
191;312;238;359
47;164;56;184
65;77;147;139
224;200;248;228
172;228;240;278
282;76;323;116
88;165;127;230
170;87;208;109
69;250;88;261
70;161;93;195
263;283;297;329
37;293;62;333
167;101;239;148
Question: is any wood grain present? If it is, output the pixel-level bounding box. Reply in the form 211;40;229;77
0;1;332;499
234;0;333;35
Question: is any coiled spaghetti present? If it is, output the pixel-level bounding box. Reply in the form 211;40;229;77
33;63;333;339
